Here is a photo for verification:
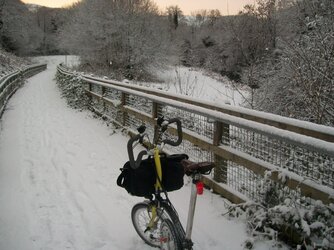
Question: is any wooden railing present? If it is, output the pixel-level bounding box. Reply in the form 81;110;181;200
0;64;47;118
57;64;334;205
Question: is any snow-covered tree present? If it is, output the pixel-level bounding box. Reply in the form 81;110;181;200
253;0;334;125
60;0;169;80
34;7;68;55
0;0;42;55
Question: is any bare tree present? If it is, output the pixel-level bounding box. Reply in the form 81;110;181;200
190;9;221;28
166;5;183;30
0;0;5;48
207;9;221;27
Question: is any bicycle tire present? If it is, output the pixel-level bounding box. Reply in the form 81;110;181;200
160;218;182;250
131;201;169;247
161;202;186;242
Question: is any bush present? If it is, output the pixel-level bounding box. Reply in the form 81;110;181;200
55;69;89;110
227;198;334;249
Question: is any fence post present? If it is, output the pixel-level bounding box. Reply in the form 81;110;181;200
121;92;128;126
213;121;229;183
152;102;161;142
101;86;106;111
88;82;92;105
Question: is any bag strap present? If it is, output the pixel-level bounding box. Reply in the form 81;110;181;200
152;159;167;193
117;169;127;188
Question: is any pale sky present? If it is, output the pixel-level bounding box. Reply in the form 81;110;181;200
21;0;255;15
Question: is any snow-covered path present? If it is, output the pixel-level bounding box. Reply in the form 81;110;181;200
0;56;269;250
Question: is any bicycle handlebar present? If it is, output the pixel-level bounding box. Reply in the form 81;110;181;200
127;117;183;169
127;133;148;169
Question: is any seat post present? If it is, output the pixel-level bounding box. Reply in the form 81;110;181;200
185;178;199;241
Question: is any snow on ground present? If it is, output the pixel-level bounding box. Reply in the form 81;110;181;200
143;66;247;106
0;56;279;250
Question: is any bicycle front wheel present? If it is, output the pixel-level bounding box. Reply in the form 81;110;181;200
160;218;182;250
131;201;168;247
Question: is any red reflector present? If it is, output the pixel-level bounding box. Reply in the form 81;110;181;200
196;181;204;195
160;237;168;243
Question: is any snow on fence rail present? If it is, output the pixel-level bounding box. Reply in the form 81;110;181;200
57;64;334;206
0;64;47;118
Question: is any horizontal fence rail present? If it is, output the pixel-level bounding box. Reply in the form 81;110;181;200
57;64;334;205
0;64;47;118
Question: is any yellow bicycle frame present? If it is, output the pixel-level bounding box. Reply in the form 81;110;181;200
154;147;162;191
146;146;163;229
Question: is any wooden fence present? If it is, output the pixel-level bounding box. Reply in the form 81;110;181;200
57;64;334;205
0;64;47;118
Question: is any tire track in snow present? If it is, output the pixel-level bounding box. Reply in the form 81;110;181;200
18;73;103;249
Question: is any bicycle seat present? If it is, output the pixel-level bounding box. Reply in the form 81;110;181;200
181;159;215;176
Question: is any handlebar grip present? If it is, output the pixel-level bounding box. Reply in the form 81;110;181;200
127;134;147;169
162;118;183;146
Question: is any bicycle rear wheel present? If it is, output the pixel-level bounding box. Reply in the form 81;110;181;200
160;218;182;250
131;201;168;247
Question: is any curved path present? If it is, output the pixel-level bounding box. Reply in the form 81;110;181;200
0;56;266;250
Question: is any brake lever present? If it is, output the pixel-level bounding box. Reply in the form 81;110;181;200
157;116;165;127
162;118;182;146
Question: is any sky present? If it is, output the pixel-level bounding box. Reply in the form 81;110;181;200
21;0;255;15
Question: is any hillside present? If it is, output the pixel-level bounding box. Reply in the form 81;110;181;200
0;49;29;78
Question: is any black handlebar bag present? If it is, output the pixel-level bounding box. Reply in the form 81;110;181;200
117;159;155;197
117;154;188;197
159;154;188;191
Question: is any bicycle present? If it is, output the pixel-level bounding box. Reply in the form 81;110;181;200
117;117;215;249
